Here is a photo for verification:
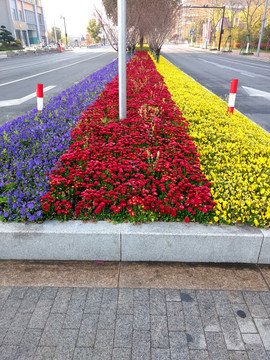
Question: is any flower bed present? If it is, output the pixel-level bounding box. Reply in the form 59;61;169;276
154;56;270;227
0;58;125;222
41;52;215;223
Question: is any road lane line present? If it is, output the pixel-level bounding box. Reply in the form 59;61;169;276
242;86;270;100
0;85;56;107
0;53;106;87
212;56;270;70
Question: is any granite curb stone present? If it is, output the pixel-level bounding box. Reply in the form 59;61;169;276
0;221;268;263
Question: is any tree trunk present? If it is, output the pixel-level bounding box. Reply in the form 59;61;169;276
140;34;144;49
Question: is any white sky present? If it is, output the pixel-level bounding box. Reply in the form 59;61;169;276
43;0;102;38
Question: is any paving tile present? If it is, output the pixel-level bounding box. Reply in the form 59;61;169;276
227;291;245;304
15;329;42;360
219;316;245;351
0;345;18;360
212;291;234;317
51;288;73;314
228;351;249;360
71;287;88;301
77;313;99;347
232;303;257;333
39;313;65;347
196;290;220;332
0;287;12;309
28;299;53;329
134;301;150;330
112;347;132;360
134;288;149;301
259;292;270;305
118;289;133;315
242;333;268;360
254;318;270;350
151;348;171;359
206;332;229;360
150;289;166;315
92;329;114;360
33;346;56;360
53;329;78;360
114;315;133;348
2;312;32;345
151;315;169;348
185;315;207;350
18;287;42;313
165;289;181;302
84;288;103;313
132;330;151;360
63;299;85;329
169;331;190;360
0;328;8;346
8;287;28;300
39;287;58;300
73;347;93;360
0;300;22;327
103;288;118;301
166;301;185;331
189;350;209;360
181;290;200;317
98;300;117;329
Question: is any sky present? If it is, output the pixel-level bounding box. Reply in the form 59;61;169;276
43;0;102;38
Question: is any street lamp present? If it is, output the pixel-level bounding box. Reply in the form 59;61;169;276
60;15;68;47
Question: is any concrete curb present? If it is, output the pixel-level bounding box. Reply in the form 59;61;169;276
0;221;268;264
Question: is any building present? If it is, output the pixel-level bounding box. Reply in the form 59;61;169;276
0;0;47;47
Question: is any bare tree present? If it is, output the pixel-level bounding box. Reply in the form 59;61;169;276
241;0;265;37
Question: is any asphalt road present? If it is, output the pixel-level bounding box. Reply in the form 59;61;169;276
162;44;270;133
0;46;117;126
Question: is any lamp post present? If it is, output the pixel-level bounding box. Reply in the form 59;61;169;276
60;15;68;46
256;0;269;57
118;0;127;120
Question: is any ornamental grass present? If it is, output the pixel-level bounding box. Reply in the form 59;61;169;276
41;52;215;223
154;56;270;227
0;58;124;222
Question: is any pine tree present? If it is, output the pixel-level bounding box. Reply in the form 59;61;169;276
0;25;15;44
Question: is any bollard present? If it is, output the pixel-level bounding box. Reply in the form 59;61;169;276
227;79;238;114
37;83;43;111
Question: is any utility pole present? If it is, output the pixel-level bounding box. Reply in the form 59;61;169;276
256;0;269;57
60;15;68;46
118;0;127;119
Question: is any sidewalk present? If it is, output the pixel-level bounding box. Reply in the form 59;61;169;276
219;48;270;62
0;261;270;360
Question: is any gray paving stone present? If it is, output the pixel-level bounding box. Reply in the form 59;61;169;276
227;291;245;304
0;300;21;327
232;303;257;333
219;316;245;351
2;328;26;346
0;288;12;309
254;318;270;350
181;290;200;317
185;316;207;350
206;332;229;360
73;347;93;360
0;328;7;346
196;291;220;332
33;346;56;360
243;292;264;305
9;287;28;300
0;345;18;360
103;288;118;301
247;304;268;318
259;292;270;305
150;289;166;315
212;291;234;317
53;329;78;360
189;350;209;360
114;315;133;348
228;351;249;360
51;288;72;314
134;288;149;301
169;331;190;360
151;348;171;359
39;287;58;300
39;313;65;347
132;330;151;360
84;288;103;313
166;301;185;331
18;287;42;313
112;347;132;360
63;299;85;329
77;313;99;347
92;329;114;360
134;301;150;330
242;333;268;360
165;289;181;302
118;289;134;315
28;300;53;329
151;315;169;349
2;312;32;345
98;300;117;329
71;287;88;301
15;329;42;360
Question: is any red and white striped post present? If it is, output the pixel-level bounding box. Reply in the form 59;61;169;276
37;83;43;111
227;79;238;114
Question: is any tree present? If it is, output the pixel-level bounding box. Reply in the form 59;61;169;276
47;27;62;43
240;0;265;37
0;25;15;44
87;19;101;43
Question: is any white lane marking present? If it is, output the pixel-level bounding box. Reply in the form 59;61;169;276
0;85;56;107
214;56;270;70
0;53;106;87
242;86;270;101
199;58;270;79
